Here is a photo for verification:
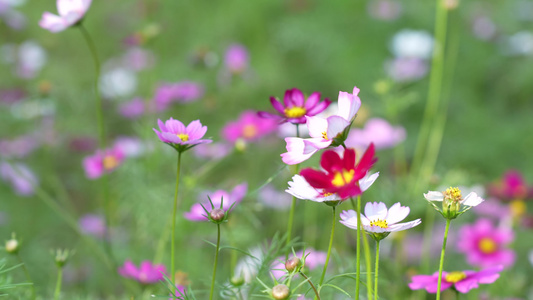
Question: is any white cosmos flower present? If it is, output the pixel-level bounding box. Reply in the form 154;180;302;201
340;202;421;235
286;172;379;202
424;187;484;219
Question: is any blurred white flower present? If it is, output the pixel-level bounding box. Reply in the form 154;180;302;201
505;31;533;56
99;67;137;99
391;29;434;59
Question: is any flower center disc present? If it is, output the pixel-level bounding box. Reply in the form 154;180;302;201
177;133;189;142
103;155;118;170
370;219;388;228
284;106;307;118
321;131;328;140
444;187;462;201
331;169;355;187
478;237;497;254
242;124;258;139
445;271;466;283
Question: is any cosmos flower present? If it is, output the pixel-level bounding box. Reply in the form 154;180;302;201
153;118;211;152
258;88;331;124
224;44;249;74
78;214;106;238
408;265;504;293
153;81;204;111
118;97;145;119
345;118;406;150
385;57;428;82
82;146;125;179
487;170;533;201
39;0;92;33
270;248;327;279
299;146;377;200
258;184;292;210
280;86;361;165
0;161;38;196
457;218;515;268
184;183;247;221
118;260;167;284
424;187;484;220
340;202;421;241
221;111;277;145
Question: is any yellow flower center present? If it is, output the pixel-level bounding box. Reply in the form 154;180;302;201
510;200;526;218
242;124;258;139
331;169;355;187
445;271;466;283
369;219;388;228
284;106;307;118
102;155;118;170
322;192;334;197
478;237;497;254
321;131;328;140
444;187;462;201
176;133;189;142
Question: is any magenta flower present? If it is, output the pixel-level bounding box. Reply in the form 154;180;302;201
79;214;106;238
153;118;211;153
408;265;504;293
82;146;125;179
457;218;515;268
345;118;406;150
153;81;204;111
222;111;277;144
258;88;331;124
184;183;247;221
118;260;167;284
224;44;249;74
488;170;533;201
39;0;92;33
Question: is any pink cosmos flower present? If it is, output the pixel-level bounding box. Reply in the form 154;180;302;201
118;260;167;284
408;265;504;293
258;184;292;210
153;81;204;111
192;142;231;160
258;88;331;124
79;214;106;238
488;170;533;201
345;118;406;150
153;118;211;152
224;44;249;74
82;146;125;179
385;57;428;82
184;183;247;221
281;86;361;165
0;161;38;196
222;111;278;144
299;146;377;200
0;135;40;159
457;218;515;268
39;0;92;33
118;98;145;119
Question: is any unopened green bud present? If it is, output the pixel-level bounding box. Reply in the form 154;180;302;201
230;276;244;287
54;249;73;268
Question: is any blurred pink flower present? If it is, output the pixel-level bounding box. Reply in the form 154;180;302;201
184;183;247;221
113;136;148;158
224;44;249;74
345;118;406;150
222;111;277;144
169;284;186;300
192;142;231;160
122;47;154;71
0;88;26;105
0;135;40;159
457;219;515;268
82;146;125;179
367;0;402;21
488;170;533;201
258;88;331;124
118;260;167;284
408;265;503;293
385;57;428;82
153;118;211;152
79;214;106;238
39;0;92;33
118;97;145;119
258;184;292;210
153;81;204;111
0;161;38;196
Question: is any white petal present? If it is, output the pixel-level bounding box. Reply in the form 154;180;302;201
285;175;322;201
388;219;421;232
339;218;358;230
364;202;388;220
385;202;410;225
326;115;350;139
424;191;444;201
462;192;484;207
359;172;379;192
340;210;357;221
306;116;328;139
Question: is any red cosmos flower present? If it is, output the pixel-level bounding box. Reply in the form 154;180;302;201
300;144;377;200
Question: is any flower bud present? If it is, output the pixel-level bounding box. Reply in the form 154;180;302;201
54;249;73;268
5;238;19;254
230;276;244;287
285;257;301;273
209;208;226;222
271;284;290;300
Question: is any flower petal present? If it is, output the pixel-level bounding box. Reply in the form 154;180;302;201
364;202;388;220
462;192;484;207
385;202;410;225
424;191;444;201
359;172;379;192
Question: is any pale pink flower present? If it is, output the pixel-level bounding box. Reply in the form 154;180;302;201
385;57;428;82
345;118;406;150
192;142;231;160
118;260;167;284
153;118;211;152
258;184;292;210
221;111;277;144
0;161;38;196
184;183;247;221
367;0;402;21
79;214;106;238
224;44;249;74
82;146;125;179
153;81;204;111
39;0;92;33
118;97;145;119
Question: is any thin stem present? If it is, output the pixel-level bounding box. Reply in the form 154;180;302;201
350;197;371;300
54;267;63;300
300;271;320;300
171;152;183;290
374;241;380;300
363;232;373;300
17;254;36;300
318;206;336;287
286;124;301;253
356;196;361;300
209;224;221;300
436;219;451;300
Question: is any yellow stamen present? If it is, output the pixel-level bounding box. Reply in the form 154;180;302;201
444;187;462;201
369;219;388;228
102;155;118;170
322;192;334;197
242;124;258;139
331;170;355;187
177;133;189;142
284;106;307;118
478;237;497;254
445;271;466;283
510;200;526;218
321;131;328;140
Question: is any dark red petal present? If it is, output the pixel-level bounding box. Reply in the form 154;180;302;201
342;148;356;171
300;168;332;189
354;143;377;179
320;150;343;173
336;184;362;200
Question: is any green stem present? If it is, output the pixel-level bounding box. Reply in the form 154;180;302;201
300;271;320;300
436;219;451;300
17;254;36;300
363;232;373;300
286;124;300;253
355;196;361;300
171;152;183;291
318;206;336;287
54;267;63;300
374;241;380;300
350;197;371;300
209;224;221;300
